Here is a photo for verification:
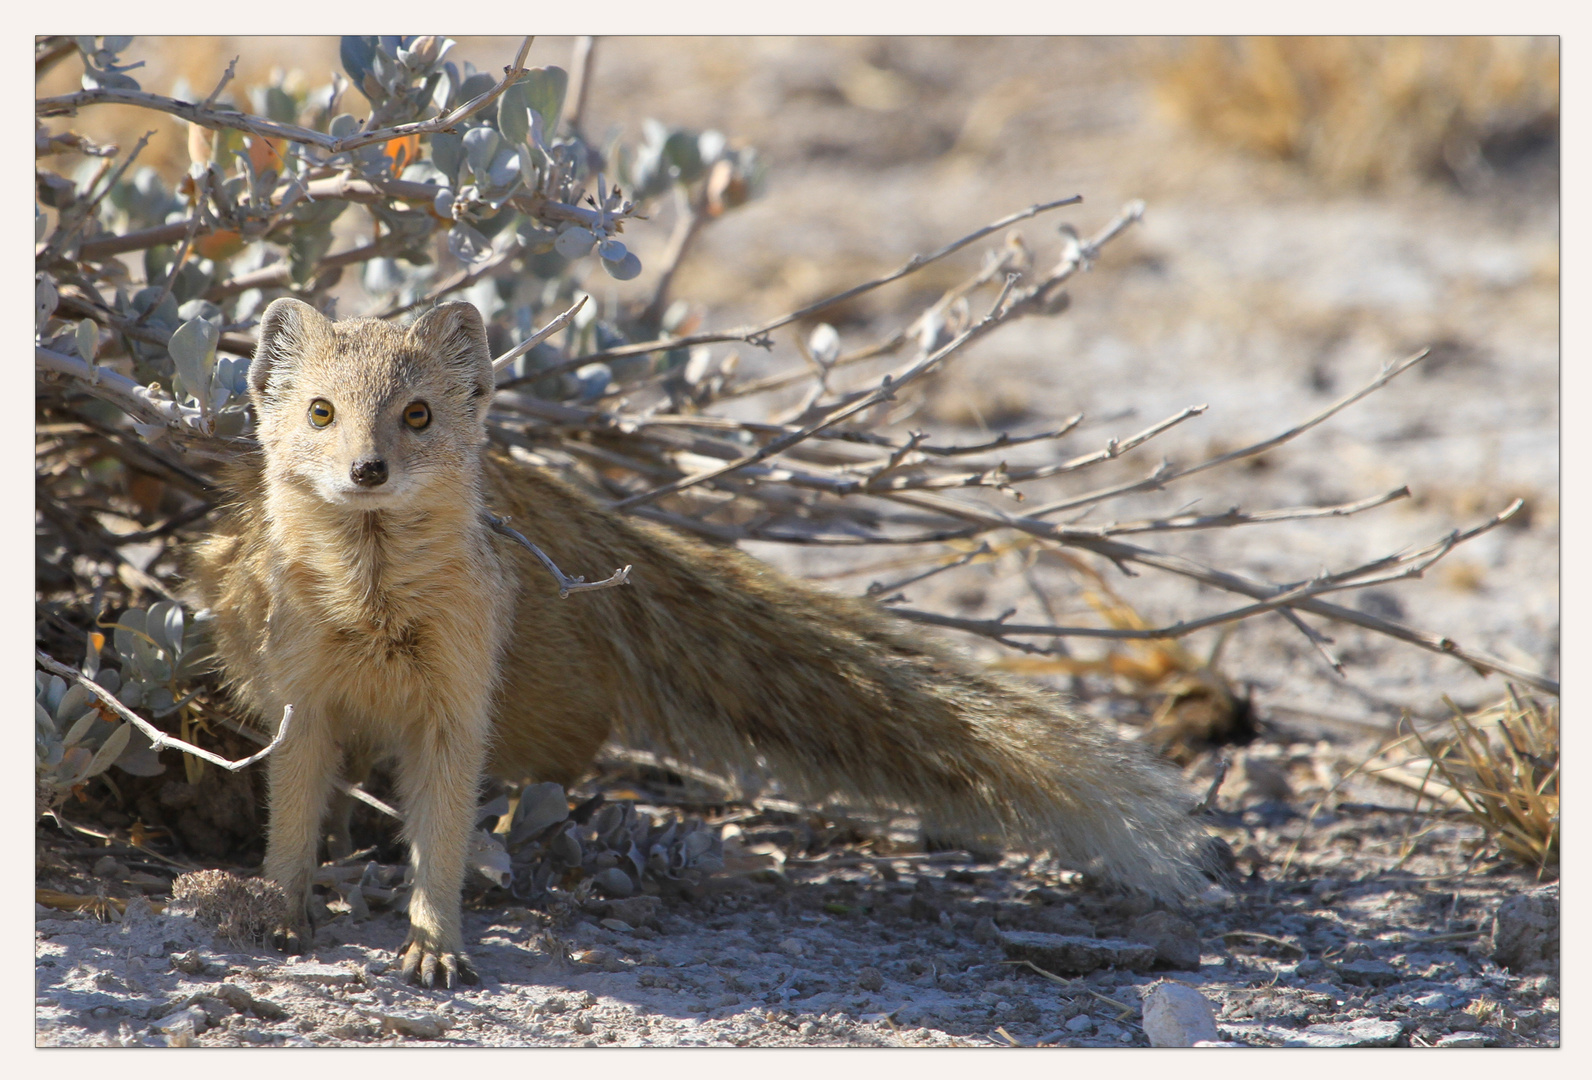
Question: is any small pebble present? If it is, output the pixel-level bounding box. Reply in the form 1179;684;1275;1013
1286;1019;1403;1048
1141;982;1219;1047
1436;1031;1492;1048
375;1010;447;1039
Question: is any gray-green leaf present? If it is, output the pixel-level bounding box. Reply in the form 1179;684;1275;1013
83;723;133;780
519;67;568;135
75;318;98;362
168;317;219;403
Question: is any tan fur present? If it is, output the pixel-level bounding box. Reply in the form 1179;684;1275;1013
192;299;1210;987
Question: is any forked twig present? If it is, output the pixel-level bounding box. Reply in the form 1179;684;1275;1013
485;514;632;597
36;651;291;772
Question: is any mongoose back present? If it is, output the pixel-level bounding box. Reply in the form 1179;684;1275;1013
192;297;1212;988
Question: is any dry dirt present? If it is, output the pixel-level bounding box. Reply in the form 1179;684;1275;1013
36;37;1558;1048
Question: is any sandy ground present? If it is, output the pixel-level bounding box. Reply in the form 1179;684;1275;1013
36;37;1558;1047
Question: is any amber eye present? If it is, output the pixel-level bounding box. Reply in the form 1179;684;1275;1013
404;401;431;430
308;399;335;427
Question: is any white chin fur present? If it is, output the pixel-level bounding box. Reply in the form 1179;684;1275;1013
315;482;413;509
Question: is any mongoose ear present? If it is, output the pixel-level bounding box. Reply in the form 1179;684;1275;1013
408;302;493;401
251;297;331;400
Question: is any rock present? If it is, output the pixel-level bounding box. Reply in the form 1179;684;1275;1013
855;966;884;992
1192;1040;1247;1047
281;961;360;987
210;982;285;1020
972;916;999;944
1129;911;1203;971
375;1010;448;1039
1141;982;1219;1047
189;994;236;1025
1284;1019;1404;1047
1065;1013;1095;1033
153;1006;209;1035
1436;1031;1492;1048
1333;958;1400;987
997;930;1157;975
1489;884;1558;974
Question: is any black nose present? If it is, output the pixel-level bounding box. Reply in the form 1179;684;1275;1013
350;458;388;487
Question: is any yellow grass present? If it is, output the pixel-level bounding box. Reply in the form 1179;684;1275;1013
1151;37;1559;188
1411;686;1558;870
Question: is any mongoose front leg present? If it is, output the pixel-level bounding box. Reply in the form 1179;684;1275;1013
262;710;342;954
393;717;489;989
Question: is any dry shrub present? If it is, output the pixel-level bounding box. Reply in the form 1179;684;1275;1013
1151;36;1559;188
168;869;289;943
1412;687;1558;871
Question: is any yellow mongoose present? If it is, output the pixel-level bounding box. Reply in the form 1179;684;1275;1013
191;297;1212;988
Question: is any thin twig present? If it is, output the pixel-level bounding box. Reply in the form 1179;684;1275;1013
484;513;632;597
132;211;205;328
610;261;1046;511
201;55;239;110
491;295;589;374
640;187;707;329
39;130;153;263
1090;487;1411;537
864;542;991;598
36;651;291;772
565;36;597;136
1193;757;1230;814
377;235;524;319
540;194;1084;370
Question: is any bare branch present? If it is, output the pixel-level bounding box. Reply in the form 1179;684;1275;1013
1193;758;1230;814
536;194;1085;371
36;651;291;772
1089;487;1411;537
201;55;239;110
484;514;632;597
865;543;991;598
611;311;997;509
37;344;205;436
640;188;708;329
565;36;597;134
132;211;205;327
492;295;589;374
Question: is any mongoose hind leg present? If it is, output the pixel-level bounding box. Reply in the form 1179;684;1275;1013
323;746;377;862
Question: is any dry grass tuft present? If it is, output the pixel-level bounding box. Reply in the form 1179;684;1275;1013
1151;37;1559;188
169;869;289;944
1411;686;1558;871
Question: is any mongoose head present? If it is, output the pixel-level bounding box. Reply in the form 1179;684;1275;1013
249;298;494;511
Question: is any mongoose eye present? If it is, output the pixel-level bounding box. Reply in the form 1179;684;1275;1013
404;401;431;430
308;399;335;428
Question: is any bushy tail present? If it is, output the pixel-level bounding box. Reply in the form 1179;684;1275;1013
491;455;1211;900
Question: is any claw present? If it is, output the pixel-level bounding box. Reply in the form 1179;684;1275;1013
398;939;479;990
271;922;309;955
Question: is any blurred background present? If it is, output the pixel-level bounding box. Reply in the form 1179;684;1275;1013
39;36;1560;728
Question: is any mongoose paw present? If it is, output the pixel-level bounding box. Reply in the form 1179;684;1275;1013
271;920;310;956
398;937;479;990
